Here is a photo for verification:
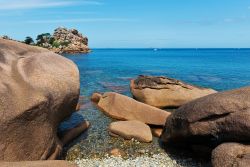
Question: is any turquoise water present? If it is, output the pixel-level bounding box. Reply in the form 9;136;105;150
67;49;250;94
61;49;250;164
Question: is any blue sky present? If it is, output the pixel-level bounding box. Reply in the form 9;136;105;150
1;0;250;48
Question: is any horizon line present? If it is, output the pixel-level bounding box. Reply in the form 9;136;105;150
90;47;250;49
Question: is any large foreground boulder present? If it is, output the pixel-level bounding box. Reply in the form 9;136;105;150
109;120;152;142
212;143;250;167
0;160;76;167
96;92;170;126
161;86;250;145
131;75;217;108
0;39;81;161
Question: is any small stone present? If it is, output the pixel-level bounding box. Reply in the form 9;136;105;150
75;103;81;111
91;93;102;103
151;128;163;137
138;149;146;154
109;148;125;157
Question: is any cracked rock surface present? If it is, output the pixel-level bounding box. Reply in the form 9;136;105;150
131;75;217;108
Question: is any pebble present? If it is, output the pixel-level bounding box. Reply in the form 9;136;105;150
109;148;125;157
74;153;200;167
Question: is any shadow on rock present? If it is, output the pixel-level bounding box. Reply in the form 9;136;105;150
58;112;90;159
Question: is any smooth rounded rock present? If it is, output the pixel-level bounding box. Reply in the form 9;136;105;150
151;128;163;138
0;39;80;161
97;92;171;126
131;75;217;108
161;86;250;145
109;148;125;157
212;143;250;167
91;92;102;103
108;120;153;142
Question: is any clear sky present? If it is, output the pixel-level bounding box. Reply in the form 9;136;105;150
1;0;250;48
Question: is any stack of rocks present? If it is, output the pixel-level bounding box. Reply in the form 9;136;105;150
91;92;171;143
52;27;89;54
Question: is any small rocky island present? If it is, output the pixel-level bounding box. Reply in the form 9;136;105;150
1;27;90;54
39;27;90;54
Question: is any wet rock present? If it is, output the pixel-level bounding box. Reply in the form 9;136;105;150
108;120;153;143
131;75;217;108
91;93;102;103
60;121;90;146
97;92;171;126
109;131;120;137
0;160;76;167
76;103;81;111
161;86;250;145
0;39;80;161
212;143;250;167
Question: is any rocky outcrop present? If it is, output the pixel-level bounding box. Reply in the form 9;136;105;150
109;121;153;142
96;92;171;126
51;27;89;54
212;143;250;167
131;75;217;108
161;86;250;145
0;39;88;161
36;27;90;54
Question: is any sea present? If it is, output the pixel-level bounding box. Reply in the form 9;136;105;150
61;49;250;163
66;48;250;94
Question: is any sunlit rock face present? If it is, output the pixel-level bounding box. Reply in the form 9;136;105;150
161;86;250;144
0;39;80;161
130;75;217;108
51;27;90;54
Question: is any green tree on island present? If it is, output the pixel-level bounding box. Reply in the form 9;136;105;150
36;33;51;46
24;36;34;45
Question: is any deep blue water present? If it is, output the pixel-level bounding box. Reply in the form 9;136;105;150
66;49;250;96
